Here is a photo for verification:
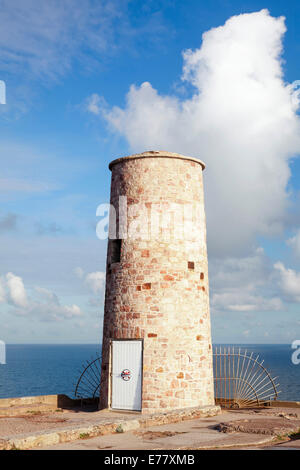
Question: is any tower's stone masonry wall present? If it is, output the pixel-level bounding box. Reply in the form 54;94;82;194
100;152;215;413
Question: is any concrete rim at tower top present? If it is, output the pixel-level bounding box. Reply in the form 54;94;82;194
108;150;206;171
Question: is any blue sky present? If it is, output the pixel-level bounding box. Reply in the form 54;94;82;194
0;0;300;344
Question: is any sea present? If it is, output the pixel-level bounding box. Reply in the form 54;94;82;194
0;344;299;401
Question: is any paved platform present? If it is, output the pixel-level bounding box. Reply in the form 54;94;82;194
37;415;276;450
0;404;220;450
0;405;299;450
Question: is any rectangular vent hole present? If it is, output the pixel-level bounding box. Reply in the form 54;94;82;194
111;239;122;263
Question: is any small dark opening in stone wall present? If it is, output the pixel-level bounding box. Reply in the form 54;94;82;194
188;261;195;270
111;239;122;263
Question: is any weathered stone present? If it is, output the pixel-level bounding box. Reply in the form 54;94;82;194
100;151;215;413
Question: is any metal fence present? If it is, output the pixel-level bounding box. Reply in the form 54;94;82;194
74;356;101;399
213;347;280;408
73;347;280;409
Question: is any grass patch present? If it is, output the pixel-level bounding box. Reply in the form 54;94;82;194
79;433;90;439
289;429;300;440
275;434;286;441
10;445;20;450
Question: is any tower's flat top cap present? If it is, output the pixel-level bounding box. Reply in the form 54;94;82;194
109;150;205;171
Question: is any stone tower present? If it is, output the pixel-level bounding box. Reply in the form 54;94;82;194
99;151;215;413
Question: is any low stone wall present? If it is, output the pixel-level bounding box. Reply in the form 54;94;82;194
0;394;60;408
269;400;300;408
0;394;98;416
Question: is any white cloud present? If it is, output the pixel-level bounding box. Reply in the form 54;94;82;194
63;304;82;319
287;230;300;257
6;272;28;308
34;286;59;304
24;301;83;322
85;271;106;294
0;0;167;81
99;9;300;257
210;248;283;313
74;268;105;309
0;0;115;79
0;278;6;303
1;272;83;320
212;291;283;312
86;94;105;116
211;247;268;290
75;267;106;294
274;261;300;302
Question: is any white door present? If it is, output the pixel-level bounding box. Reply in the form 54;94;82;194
111;340;143;411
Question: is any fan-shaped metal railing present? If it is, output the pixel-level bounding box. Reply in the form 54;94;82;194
74;356;101;399
213;347;280;408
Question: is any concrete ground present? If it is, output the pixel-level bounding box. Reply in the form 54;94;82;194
0;408;139;439
1;405;300;450
36;416;275;450
37;407;300;450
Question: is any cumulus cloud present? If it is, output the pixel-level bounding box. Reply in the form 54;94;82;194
34;286;60;304
287;230;300;257
212;291;283;313
85;271;106;294
98;9;300;257
0;272;83;320
6;272;28;308
86;94;106;116
274;262;300;302
74;267;106;294
0;278;6;303
210;248;283;313
27;301;83;322
74;268;105;309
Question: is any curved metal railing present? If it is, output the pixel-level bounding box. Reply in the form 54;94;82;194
213;347;280;408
